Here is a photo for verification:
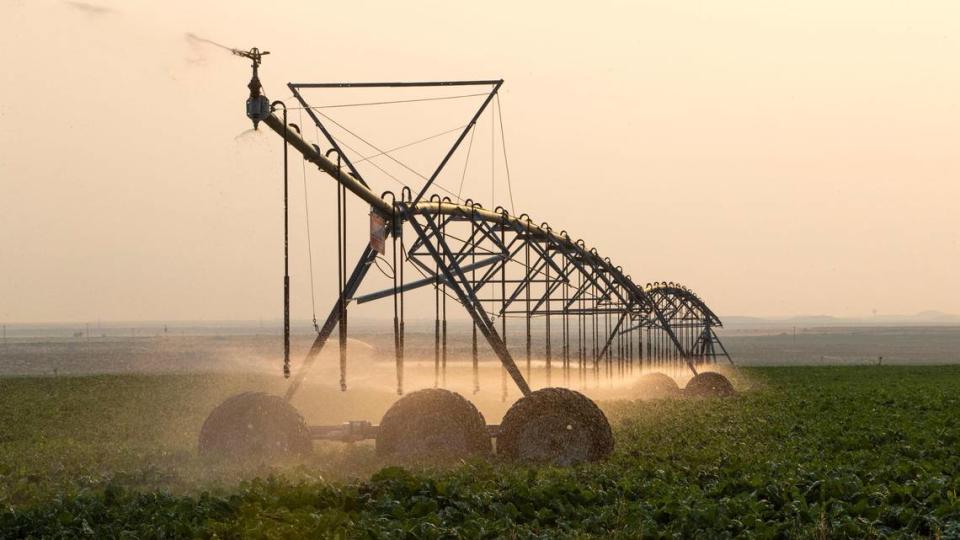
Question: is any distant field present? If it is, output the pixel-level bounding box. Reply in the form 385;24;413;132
722;326;960;365
2;366;960;537
1;325;958;377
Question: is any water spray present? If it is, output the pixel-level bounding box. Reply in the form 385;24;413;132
185;34;270;129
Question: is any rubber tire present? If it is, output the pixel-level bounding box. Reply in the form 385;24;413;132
498;388;613;465
376;388;491;461
685;372;736;397
632;372;681;398
198;392;312;458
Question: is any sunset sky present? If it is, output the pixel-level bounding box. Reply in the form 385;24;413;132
1;0;958;323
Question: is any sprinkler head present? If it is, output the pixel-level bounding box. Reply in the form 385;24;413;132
238;47;271;129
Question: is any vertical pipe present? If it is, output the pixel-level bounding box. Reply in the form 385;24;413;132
638;321;643;374
280;105;290;379
471;215;479;394
656;327;661;369
589;284;596;386
653;325;657;370
442;287;447;387
434;262;440;387
645;322;650;371
659;326;663;369
524;224;531;383
392;209;402;395
613;313;618;380
617;315;625;379
625;324;630;375
545;255;552;387
618;317;623;379
611;310;616;379
661;325;665;373
399;234;406;393
578;272;584;387
668;324;673;374
562;269;569;386
340;178;348;389
441;216;448;388
660;327;665;369
677;322;682;376
336;156;347;391
500;223;508;402
434;198;441;388
605;309;611;381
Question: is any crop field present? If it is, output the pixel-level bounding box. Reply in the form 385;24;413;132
721;326;960;366
2;365;959;538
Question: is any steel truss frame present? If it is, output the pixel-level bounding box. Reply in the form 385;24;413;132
254;77;733;402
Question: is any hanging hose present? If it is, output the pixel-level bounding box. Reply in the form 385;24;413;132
544;246;551;387
434;256;440;387
577;271;584;387
593;280;600;386
441;207;448;388
399;232;406;395
524;216;531;383
500;211;508;402
333;152;348;392
272;101;291;379
471;206;479;394
562;262;569;386
382;192;402;396
393;229;401;395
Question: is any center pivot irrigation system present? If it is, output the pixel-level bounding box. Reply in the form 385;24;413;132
198;48;735;465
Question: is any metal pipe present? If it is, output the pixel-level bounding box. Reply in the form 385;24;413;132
272;101;291;379
261;113;392;215
353;254;504;304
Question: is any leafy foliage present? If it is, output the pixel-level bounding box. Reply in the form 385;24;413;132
2;367;960;538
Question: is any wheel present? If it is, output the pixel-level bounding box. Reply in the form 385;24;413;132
632;372;680;399
684;371;735;397
376;388;491;461
498;388;613;465
198;392;312;458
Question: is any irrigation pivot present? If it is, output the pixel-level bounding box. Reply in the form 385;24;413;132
198;49;736;465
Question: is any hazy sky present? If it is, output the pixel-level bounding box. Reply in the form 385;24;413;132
1;0;958;323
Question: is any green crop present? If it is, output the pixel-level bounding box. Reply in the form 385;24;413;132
2;367;959;538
